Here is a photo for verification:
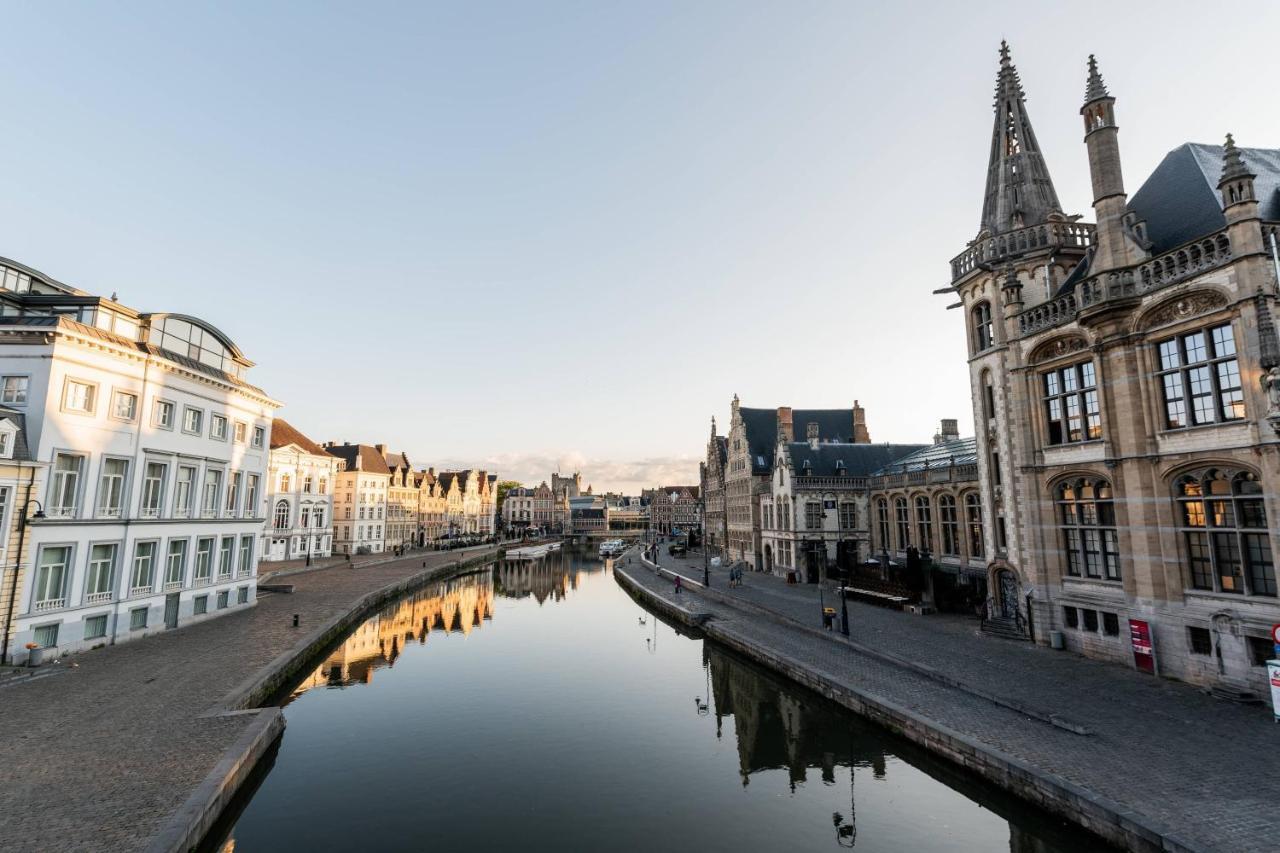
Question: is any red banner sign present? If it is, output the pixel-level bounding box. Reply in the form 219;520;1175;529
1129;618;1156;675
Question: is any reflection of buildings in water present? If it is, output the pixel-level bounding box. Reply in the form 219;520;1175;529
494;548;605;605
291;571;494;697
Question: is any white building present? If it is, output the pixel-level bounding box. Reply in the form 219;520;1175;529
264;419;336;562
325;442;389;554
0;257;278;663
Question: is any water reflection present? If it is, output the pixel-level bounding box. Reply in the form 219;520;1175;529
289;570;494;697
494;546;608;604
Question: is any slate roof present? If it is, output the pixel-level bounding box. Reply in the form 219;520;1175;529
870;437;978;476
325;443;391;475
0;405;33;462
1128;142;1280;254
740;408;858;474
383;450;411;471
784;443;926;478
268;418;327;455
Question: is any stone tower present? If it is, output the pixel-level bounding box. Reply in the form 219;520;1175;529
1080;55;1146;273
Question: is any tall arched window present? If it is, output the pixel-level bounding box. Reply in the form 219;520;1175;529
972;302;994;352
964;493;984;559
1177;469;1274;597
939;495;959;556
876;499;890;551
273;500;290;530
1056;478;1119;580
914;496;934;552
894;498;910;550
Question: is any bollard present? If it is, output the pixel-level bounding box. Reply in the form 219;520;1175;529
423;561;427;568
292;614;299;627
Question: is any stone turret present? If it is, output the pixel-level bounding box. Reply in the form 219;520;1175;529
852;400;870;444
1080;55;1145;273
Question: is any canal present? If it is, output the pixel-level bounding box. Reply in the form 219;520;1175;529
211;547;1107;852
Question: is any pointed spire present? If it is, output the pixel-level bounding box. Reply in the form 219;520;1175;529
1084;54;1109;104
1220;133;1254;184
980;42;1064;237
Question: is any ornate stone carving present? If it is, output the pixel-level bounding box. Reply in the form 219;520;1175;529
1030;335;1088;363
1138;292;1228;331
1263;366;1280;437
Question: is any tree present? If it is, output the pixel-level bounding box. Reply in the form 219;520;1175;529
494;480;522;514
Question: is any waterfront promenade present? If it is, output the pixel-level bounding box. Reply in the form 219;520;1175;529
619;550;1280;853
0;545;500;853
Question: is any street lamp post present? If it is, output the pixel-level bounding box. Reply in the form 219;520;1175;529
1;498;45;665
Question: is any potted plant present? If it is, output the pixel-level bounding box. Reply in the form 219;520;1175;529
24;641;43;668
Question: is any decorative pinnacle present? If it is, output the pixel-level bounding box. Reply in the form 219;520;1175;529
1084;54;1109;104
1220;133;1254;184
993;40;1024;102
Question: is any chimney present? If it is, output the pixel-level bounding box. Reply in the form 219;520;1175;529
375;443;386;455
777;407;794;442
852;400;870;444
806;422;820;450
429;467;435;476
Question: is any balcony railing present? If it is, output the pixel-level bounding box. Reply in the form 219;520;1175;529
85;591;113;604
951;221;1095;281
33;597;65;612
130;585;153;597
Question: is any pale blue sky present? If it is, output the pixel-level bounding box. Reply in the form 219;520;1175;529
2;2;1277;492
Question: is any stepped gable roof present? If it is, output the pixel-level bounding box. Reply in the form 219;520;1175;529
1128;142;1280;254
870;437;978;477
0;405;32;461
325;443;391;475
383;450;411;471
740;407;856;474
269;418;326;455
784;442;926;478
438;470;469;492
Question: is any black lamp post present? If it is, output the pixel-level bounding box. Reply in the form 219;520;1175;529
1;499;45;666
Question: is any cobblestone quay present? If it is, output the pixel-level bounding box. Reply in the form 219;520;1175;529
617;551;1280;853
0;546;500;853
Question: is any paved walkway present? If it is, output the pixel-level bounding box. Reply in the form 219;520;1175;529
0;546;499;853
628;551;1278;853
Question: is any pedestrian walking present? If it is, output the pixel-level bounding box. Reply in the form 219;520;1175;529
674;575;682;595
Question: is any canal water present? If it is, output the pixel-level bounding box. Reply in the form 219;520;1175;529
214;548;1107;852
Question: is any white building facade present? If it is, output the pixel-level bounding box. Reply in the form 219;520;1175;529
264;419;336;562
326;442;389;554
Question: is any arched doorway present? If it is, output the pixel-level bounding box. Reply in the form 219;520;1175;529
994;568;1020;619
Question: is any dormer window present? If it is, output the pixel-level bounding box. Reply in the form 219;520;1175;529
0;421;15;459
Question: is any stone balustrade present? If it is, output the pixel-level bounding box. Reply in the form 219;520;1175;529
951;221;1095;281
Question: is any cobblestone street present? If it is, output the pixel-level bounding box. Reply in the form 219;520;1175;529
0;546;499;853
623;549;1280;853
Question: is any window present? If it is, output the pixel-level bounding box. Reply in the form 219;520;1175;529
914;496;933;552
1043;361;1102;444
33;623;59;648
805;502;821;530
1082;608;1099;632
894;498;909;549
1177;469;1274;597
194;537;214;583
1157;323;1243;429
1102;612;1119;636
245;474;260;517
173;465;195;518
252;426;265;448
981;370;995;422
210;414;228;441
218;537;235;579
141;461;167;518
318;476;327;495
130;541;158;595
226;471;242;516
110;390;138;421
49;453;84;517
964;493;984;559
938;495;959;556
63;379;96;413
202;469;223;517
182;406;204;435
154;399;176;429
85;543;118;603
96;458;128;518
32;545;71;611
1063;605;1079;629
84;614;108;640
1188;626;1212;655
303;475;313;494
1248;636;1274;667
237;586;249;604
300;506;312;528
839;503;856;530
1056;478;1120;581
972;302;994;351
274;500;291;530
164;539;188;589
130;607;148;630
234;421;247;443
194;595;208;615
217;590;229;609
1;375;28;404
876;499;890;550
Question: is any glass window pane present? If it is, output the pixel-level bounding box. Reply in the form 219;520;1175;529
1159;339;1180;370
1211;324;1235;357
1183;332;1206;363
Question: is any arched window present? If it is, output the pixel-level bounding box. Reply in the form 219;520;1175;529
894;498;910;550
1177;469;1274;597
914;496;934;552
273;500;291;530
972;302;994;352
939;495;959;556
964;493;984;559
876;499;890;551
1056;478;1119;580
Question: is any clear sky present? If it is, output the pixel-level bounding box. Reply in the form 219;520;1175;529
1;2;1277;493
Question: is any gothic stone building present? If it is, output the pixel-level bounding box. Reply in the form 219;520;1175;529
702;420;728;555
948;44;1280;695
